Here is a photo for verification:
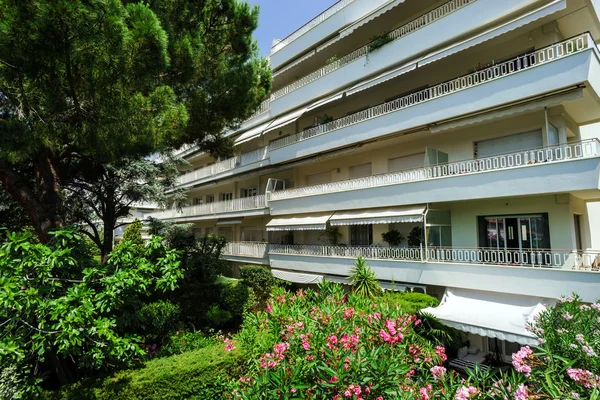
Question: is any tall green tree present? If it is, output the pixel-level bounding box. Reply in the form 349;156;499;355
0;0;271;241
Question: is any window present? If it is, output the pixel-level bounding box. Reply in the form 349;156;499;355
574;214;583;251
206;194;215;204
220;192;233;201
306;171;331;186
487;338;520;361
548;123;559;146
194;198;203;205
351;225;373;246
388;153;425;172
349;163;372;179
478;214;550;251
474;130;543;158
240;187;257;198
205;227;213;235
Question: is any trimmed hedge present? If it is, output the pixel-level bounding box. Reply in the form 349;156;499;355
43;344;242;400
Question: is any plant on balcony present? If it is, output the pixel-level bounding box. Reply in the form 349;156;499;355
408;226;425;247
381;229;405;247
349;257;383;298
325;55;339;65
321;113;335;124
367;31;393;54
319;226;342;245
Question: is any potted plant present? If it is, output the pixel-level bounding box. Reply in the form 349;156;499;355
407;226;424;247
319;226;342;245
381;229;404;247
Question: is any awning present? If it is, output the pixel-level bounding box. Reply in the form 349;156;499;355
431;89;583;133
306;90;345;111
422;288;553;346
340;0;407;38
419;0;566;67
271;269;323;284
264;107;308;134
330;205;426;226
346;62;416;96
234;120;274;145
266;213;333;231
216;218;243;226
325;275;426;292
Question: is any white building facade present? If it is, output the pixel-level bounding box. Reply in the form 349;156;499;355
150;0;600;358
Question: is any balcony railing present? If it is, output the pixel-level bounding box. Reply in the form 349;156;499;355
269;33;593;151
148;195;267;220
270;0;355;54
249;99;271;119
224;242;268;258
271;0;476;101
270;140;600;201
178;146;268;185
268;244;600;271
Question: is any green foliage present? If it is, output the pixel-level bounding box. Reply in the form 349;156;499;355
381;229;405;246
407;226;424;247
43;344;243;400
221;281;256;321
239;265;275;305
0;365;30;400
121;219;143;245
349;257;382;298
319;226;342;245
381;291;439;314
325;56;339;65
205;305;232;329
157;331;217;358
0;228;183;393
367;31;394;53
136;300;181;343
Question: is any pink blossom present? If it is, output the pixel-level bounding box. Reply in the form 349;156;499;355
385;319;397;335
420;387;430;400
513;384;528;400
562;312;574;321
435;345;448;361
455;386;479;400
266;303;273;313
430;365;446;380
224;338;236;352
567;368;600;389
512;346;533;376
343;307;355;319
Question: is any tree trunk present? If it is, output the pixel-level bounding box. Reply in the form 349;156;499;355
100;186;116;264
0;151;65;242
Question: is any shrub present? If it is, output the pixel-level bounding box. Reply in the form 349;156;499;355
157;331;217;357
239;265;275;305
407;226;424;247
120;219;144;250
221;281;255;320
381;291;439;314
137;300;181;343
205;305;232;329
43;344;243;400
381;229;404;246
349;257;382;298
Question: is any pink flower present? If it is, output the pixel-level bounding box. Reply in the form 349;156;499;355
562;312;574;320
266;303;273;313
435;345;448;361
385;319;397;335
512;346;533;376
513;384;528;400
430;366;446;380
567;368;600;388
420;387;430;400
455;386;478;400
224;338;236;352
343;307;355;319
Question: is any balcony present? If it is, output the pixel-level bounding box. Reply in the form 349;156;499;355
148;195;269;222
223;242;269;264
267;34;599;165
268;140;600;215
266;244;600;301
270;0;479;116
177;146;269;188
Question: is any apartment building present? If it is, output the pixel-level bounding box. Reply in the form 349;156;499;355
150;0;600;360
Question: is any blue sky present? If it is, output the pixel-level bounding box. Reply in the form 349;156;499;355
247;0;337;56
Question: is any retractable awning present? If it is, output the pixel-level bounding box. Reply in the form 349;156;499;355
306;91;345;111
271;269;323;284
422;288;553;346
419;0;566;67
266;213;333;231
216;218;243;226
340;0;408;38
264;107;308;134
346;62;416;96
234;120;274;145
324;276;426;292
330;205;426;226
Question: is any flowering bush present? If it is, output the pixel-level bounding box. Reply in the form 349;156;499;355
227;287;600;400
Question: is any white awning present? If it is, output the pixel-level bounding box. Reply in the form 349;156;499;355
419;0;566;67
330;205;426;226
340;0;407;38
346;62;416;96
422;288;553;346
264;107;308;134
306;91;345;111
266;213;333;231
234;120;274;145
271;269;323;284
216;218;243;226
431;90;583;133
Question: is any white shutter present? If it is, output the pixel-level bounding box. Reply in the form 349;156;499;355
306;171;331;186
388;153;425;172
349;163;372;179
475;130;542;158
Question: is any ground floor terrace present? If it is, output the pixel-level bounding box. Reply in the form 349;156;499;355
196;194;600;302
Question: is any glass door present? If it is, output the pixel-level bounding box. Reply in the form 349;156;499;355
480;214;550;252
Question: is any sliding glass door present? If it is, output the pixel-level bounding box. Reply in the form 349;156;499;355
479;214;550;252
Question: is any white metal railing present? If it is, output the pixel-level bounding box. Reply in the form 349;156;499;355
268;244;600;271
270;0;355;54
224;242;268;258
270;140;600;200
269;33;592;151
271;0;475;101
178;146;268;185
148;195;267;220
249;99;271;119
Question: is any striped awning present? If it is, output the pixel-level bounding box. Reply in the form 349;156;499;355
216;218;243;226
330;205;426;226
271;269;323;284
234;120;274;145
266;213;333;231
